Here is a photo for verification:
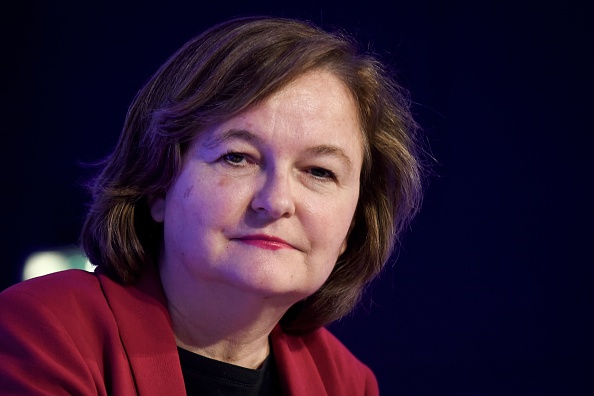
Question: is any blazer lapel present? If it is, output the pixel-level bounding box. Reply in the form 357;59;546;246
97;266;186;396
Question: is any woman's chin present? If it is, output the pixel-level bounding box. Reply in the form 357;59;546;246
218;269;321;304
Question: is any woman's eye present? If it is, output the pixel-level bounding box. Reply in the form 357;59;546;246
308;167;336;180
221;152;247;165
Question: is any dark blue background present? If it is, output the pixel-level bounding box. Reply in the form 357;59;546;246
2;1;592;394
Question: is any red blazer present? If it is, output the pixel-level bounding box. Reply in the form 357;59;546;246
0;267;379;395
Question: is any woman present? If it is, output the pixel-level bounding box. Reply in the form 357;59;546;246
0;16;424;395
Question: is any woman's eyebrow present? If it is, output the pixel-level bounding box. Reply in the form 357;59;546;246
202;128;263;149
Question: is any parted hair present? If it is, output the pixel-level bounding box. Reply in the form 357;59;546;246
81;16;425;334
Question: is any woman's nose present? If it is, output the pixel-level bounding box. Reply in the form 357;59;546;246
250;169;296;219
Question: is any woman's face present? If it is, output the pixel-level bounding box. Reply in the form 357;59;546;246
151;70;364;303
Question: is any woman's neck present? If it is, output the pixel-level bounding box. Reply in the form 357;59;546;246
164;279;293;369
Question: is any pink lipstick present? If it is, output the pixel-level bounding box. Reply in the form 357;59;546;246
234;235;294;251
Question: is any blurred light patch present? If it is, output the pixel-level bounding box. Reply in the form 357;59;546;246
22;248;94;281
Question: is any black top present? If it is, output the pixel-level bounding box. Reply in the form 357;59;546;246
177;346;282;396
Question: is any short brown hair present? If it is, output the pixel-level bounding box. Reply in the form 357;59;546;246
81;16;425;334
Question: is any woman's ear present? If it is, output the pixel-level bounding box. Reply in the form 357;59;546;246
340;239;348;255
149;196;166;223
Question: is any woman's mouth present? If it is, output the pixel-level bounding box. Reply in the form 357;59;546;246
233;235;295;251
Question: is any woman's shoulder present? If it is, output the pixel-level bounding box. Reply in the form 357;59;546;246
0;269;115;334
0;271;142;394
0;269;102;307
